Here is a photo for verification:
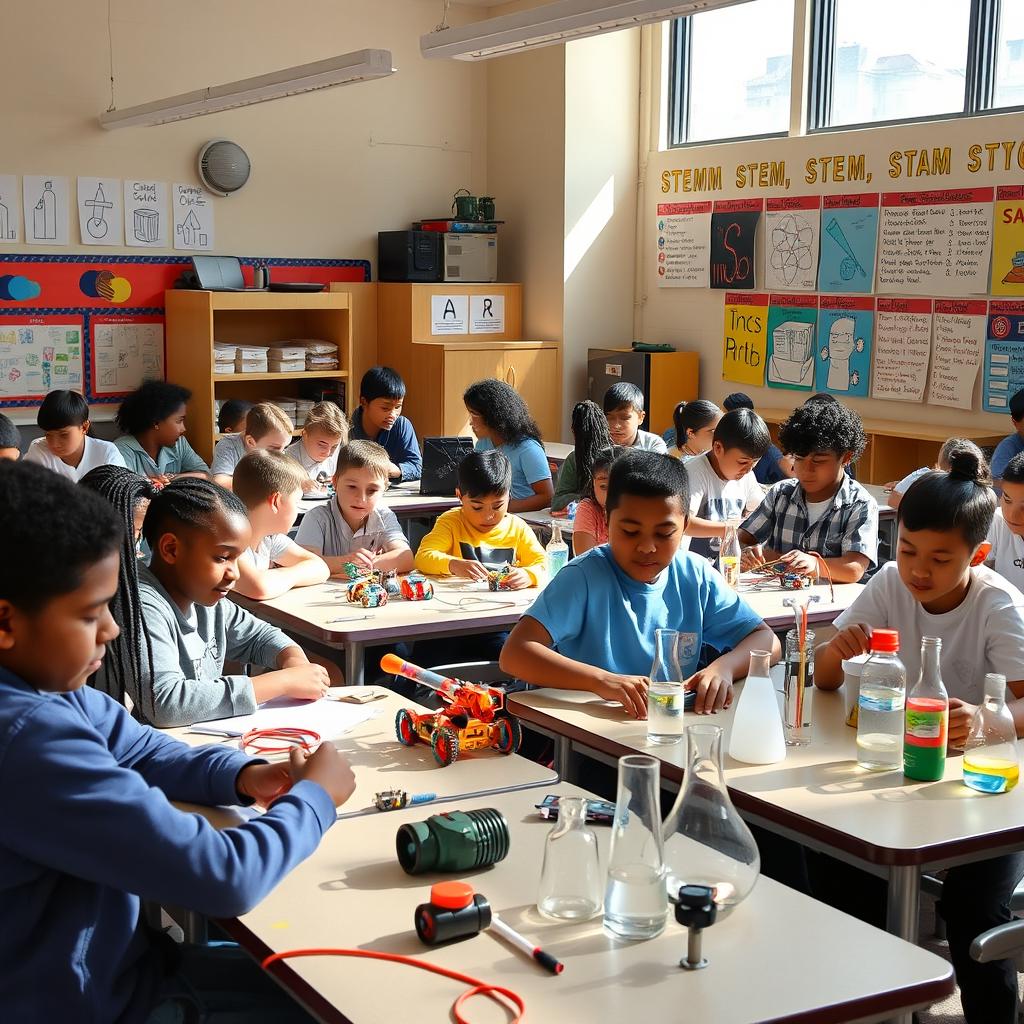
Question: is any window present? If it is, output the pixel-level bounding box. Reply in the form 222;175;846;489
994;3;1024;109
668;0;794;147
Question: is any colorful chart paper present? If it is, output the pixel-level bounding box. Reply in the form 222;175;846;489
710;198;761;290
872;298;933;403
764;196;820;292
766;293;818;392
991;186;1024;297
983;301;1024;413
656;201;712;288
722;292;768;387
818;193;878;294
815;296;873;398
929;300;987;411
0;316;83;400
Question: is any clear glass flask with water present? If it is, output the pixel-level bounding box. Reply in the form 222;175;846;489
728;650;786;765
537;796;603;920
603;754;668;940
963;673;1020;794
647;628;685;745
662;724;760;917
718;521;741;588
856;628;906;771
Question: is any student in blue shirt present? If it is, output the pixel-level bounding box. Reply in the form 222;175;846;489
501;449;780;717
349;366;422;482
991;387;1024;482
465;378;553;513
0;460;355;1023
114;381;210;480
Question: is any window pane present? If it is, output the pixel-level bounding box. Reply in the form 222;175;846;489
829;0;971;127
686;0;794;143
994;2;1024;109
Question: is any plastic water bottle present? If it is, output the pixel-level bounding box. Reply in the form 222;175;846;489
719;521;741;588
545;522;569;579
856;628;906;771
963;673;1019;794
904;637;948;782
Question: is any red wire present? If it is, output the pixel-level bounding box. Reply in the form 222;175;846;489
261;948;525;1023
241;727;321;756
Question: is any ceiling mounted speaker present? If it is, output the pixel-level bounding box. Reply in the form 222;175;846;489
197;140;251;197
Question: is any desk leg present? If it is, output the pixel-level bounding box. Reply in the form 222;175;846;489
345;642;364;687
886;864;921;1024
554;736;573;783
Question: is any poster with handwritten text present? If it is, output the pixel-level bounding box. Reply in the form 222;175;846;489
0;317;83;401
929;300;987;411
991;186;1024;297
766;293;817;392
818;193;878;294
872;298;933;403
722;292;768;387
656;201;711;287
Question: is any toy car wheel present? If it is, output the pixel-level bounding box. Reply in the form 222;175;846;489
431;726;459;767
395;709;417;746
496;716;522;754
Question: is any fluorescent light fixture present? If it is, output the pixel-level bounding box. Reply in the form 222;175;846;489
421;0;750;60
99;48;394;129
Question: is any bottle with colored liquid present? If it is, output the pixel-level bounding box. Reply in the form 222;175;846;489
963;673;1019;794
903;637;948;782
856;629;905;771
545;522;569;579
719;521;741;589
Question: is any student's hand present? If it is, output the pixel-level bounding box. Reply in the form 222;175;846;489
594;673;649;720
740;544;765;571
301;477;326;495
388;461;402;479
686;668;734;714
288;743;356;807
828;624;872;661
947;698;977;751
450;558;490;582
780;549;819;577
279;664;331;700
148;473;172;489
501;567;532;590
235;762;294;808
344;547;377;570
883;480;898;493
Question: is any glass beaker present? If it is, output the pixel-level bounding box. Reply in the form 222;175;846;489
603;754;667;940
663;725;760;918
537;796;603;920
783;627;814;746
647;628;685;745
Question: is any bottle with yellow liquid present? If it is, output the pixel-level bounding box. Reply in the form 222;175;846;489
963;673;1020;794
719;521;741;589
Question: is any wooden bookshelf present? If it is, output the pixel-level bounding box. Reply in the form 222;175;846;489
165;290;353;464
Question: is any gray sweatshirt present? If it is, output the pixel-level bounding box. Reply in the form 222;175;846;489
134;565;293;727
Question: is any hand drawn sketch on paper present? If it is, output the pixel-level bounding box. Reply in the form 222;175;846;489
819;318;866;392
769;214;816;287
824;217;868;282
769;321;815;387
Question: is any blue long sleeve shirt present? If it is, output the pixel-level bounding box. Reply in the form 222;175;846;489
0;668;337;1024
350;408;422;482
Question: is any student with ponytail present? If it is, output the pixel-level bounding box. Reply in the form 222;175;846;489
668;399;721;461
814;448;1024;1024
551;400;613;511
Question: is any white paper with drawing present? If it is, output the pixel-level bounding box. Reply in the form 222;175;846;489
172;183;214;251
0;175;21;242
22;176;69;246
92;322;164;395
0;322;83;397
77;177;123;246
872;299;933;403
764;197;820;292
186;696;379;739
123;180;168;248
928;301;987;410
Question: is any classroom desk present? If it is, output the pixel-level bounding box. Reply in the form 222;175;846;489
738;578;862;635
508;681;1024;1005
216;783;954;1024
233;576;543;687
863;483;897;563
544;441;573;467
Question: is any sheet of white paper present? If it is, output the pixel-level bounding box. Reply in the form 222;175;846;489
469;294;504;333
77;177;123;245
172;183;215;251
656;201;712;288
928;300;987;410
764;198;820;292
23;175;69;245
872;299;933;403
187;696;380;739
124;179;169;247
0;175;21;242
431;295;468;334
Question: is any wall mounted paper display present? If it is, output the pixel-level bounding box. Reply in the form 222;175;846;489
929;300;987;411
0;175;21;242
722;292;768;387
0;316;83;400
469;294;504;334
983;302;1024;413
90;316;164;397
872;298;933;403
764;196;820;292
172;184;214;251
656;201;712;288
430;294;469;335
77;177;123;246
877;188;994;296
815;296;873;398
710;198;762;290
766;293;818;392
123;180;168;248
990;186;1024;297
818;194;878;294
23;176;69;246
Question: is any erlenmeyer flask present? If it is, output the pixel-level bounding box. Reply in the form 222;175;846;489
663;725;760;917
537;796;603;920
728;649;786;764
603;754;667;940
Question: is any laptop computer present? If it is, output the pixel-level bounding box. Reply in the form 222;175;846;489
190;255;254;292
420;436;476;496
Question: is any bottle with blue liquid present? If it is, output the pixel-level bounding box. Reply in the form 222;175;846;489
963;673;1019;794
545;522;569;579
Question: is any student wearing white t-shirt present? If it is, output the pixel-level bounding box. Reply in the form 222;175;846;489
987;450;1024;593
814;450;1024;1024
885;437;983;510
23;390;124;482
683;408;770;560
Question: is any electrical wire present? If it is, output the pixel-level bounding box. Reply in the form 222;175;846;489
435;0;452;32
106;0;116;111
261;947;525;1024
240;727;320;756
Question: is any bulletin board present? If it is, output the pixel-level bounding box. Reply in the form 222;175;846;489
0;253;370;408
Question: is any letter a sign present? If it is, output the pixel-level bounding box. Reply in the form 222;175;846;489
431;295;469;335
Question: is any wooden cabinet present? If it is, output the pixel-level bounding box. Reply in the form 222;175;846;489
165;291;352;464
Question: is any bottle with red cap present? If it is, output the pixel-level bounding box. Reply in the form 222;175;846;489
856;628;906;771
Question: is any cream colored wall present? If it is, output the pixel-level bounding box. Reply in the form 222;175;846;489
640;30;1024;433
3;0;487;262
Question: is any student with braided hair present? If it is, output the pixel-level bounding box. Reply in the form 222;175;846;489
137;477;331;727
551;400;612;511
79;465;158;716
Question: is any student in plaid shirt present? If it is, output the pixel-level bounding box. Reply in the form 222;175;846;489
739;400;877;583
